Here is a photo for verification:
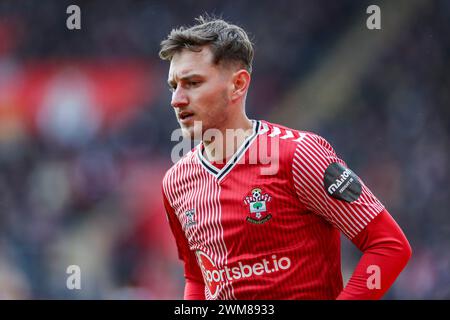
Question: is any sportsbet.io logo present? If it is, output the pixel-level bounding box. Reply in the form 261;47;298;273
324;162;362;203
195;251;291;298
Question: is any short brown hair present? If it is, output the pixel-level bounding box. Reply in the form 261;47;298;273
159;15;254;73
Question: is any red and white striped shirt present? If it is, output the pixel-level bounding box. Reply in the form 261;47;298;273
162;120;385;299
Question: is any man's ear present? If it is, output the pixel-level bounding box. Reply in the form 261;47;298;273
230;69;251;102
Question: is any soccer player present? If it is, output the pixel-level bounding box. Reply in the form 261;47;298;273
160;16;412;300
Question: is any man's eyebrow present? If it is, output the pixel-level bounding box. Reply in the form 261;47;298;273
167;74;204;86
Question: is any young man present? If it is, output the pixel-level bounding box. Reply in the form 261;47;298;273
160;16;411;300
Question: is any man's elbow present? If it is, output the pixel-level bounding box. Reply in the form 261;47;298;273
400;236;412;267
390;228;412;272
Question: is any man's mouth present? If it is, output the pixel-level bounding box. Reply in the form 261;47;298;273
178;112;195;123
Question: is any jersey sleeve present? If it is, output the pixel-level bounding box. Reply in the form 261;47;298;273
162;187;205;299
337;209;412;299
291;134;385;239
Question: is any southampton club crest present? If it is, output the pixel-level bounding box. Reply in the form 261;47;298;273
243;188;272;224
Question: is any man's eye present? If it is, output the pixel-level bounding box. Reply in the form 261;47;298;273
188;81;200;87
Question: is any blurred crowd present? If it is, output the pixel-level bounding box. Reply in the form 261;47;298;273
0;0;448;299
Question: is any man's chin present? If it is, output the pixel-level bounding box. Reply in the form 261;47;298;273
180;121;203;140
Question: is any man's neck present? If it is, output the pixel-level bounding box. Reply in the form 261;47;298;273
203;117;253;165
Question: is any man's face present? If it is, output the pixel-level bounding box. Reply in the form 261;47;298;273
168;46;233;138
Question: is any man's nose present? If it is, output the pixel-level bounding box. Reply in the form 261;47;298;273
171;88;189;108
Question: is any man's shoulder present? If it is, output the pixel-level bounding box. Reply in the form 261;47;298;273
258;120;325;146
257;120;336;161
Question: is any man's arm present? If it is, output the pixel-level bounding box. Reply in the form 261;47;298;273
162;189;205;300
183;249;206;300
291;133;411;299
337;209;412;299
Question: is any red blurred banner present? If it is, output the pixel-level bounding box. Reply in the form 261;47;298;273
0;59;156;137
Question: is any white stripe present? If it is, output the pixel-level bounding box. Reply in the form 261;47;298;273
199;170;216;265
268;126;281;137
259;122;269;134
280;130;294;139
188;163;203;249
293;133;306;143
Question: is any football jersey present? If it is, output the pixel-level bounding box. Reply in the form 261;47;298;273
162;120;384;299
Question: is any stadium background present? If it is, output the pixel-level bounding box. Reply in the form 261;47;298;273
0;0;448;299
